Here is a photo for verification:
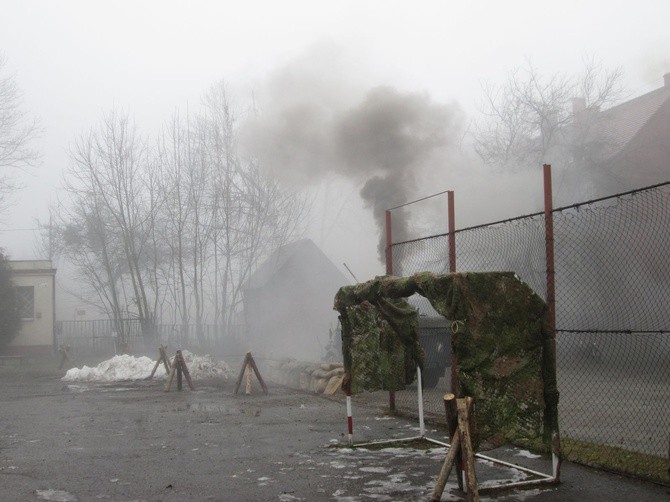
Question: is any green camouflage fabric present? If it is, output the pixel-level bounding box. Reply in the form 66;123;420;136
335;277;424;393
334;272;558;450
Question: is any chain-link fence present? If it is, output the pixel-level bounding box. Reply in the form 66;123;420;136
385;180;670;482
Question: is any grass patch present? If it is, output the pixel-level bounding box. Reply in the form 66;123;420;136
561;437;669;485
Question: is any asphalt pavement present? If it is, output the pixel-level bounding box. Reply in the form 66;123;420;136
0;364;668;501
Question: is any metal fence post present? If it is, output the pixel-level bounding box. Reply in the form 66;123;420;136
447;190;459;396
543;164;556;337
448;190;456;274
543;164;560;449
385;209;396;413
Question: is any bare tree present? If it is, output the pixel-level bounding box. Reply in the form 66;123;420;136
56;86;310;350
64;109;156;344
200;81;308;339
474;58;624;171
0;52;40;212
155;109;216;344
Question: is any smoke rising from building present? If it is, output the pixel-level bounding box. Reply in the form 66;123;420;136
241;47;463;261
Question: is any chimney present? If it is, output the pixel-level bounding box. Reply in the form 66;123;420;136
664;72;670;87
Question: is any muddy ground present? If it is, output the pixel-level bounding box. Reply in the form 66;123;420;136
0;362;668;501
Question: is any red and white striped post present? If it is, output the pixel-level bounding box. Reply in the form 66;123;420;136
345;379;353;446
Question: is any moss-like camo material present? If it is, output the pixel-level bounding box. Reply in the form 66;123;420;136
334;271;559;450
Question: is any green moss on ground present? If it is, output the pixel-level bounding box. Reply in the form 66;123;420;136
560;437;669;485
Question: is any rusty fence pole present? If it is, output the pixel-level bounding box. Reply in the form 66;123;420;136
544;165;562;478
385;209;396;413
543;164;556;345
447;190;459;398
448;190;456;273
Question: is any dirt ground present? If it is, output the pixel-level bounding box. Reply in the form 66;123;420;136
0;361;668;501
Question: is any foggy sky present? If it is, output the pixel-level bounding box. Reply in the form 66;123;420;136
1;0;669;292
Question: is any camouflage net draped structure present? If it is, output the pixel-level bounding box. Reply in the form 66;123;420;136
334;271;559;450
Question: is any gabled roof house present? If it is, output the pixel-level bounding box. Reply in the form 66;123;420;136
242;239;348;361
574;73;670;196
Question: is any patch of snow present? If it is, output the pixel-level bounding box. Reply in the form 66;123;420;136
516;449;542;459
61;351;231;382
359;466;387;473
36;489;77;502
278;494;303;501
62;355;161;382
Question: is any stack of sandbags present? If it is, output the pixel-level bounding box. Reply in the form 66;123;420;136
269;360;344;395
300;362;344;395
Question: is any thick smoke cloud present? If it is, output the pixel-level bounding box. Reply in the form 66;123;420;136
242;46;463;261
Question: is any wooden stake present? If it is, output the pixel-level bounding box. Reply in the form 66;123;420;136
443;393;464;491
457;397;479;502
431;396;479;502
148;345;171;379
178;350;195;390
163;350;195;392
430;428;461;501
58;344;71;370
164;356;178;392
234;352;268;395
159;345;170;373
245;362;252;395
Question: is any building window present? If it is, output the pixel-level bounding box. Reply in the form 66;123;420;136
16;286;35;320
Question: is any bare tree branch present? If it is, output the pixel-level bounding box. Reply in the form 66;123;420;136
0;52;41;213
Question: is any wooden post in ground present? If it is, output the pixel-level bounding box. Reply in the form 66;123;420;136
58;344;71;370
234;352;268;395
164;355;178;391
147;345;171;379
443;392;464;491
245;362;253;395
431;396;478;502
430;424;461;501
457;397;478;501
164;350;195;392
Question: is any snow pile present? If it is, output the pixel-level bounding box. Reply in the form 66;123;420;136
61;351;231;382
62;354;159;382
181;351;231;380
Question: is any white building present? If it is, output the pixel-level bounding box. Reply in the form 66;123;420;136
7;260;57;356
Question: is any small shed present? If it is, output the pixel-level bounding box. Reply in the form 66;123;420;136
7;260;57;356
243;239;348;361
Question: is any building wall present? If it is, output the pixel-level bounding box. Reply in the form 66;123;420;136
7;260;56;354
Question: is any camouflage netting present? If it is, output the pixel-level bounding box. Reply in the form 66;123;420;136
335;296;423;393
334;271;559;450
